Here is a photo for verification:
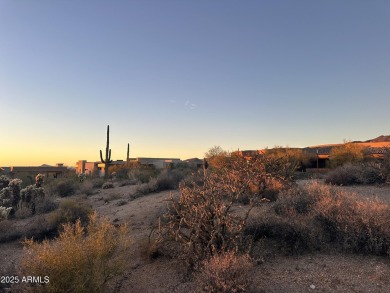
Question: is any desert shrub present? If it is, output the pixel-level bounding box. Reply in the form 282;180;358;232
14;206;33;219
118;179;138;187
313;183;390;254
204;146;230;169
357;163;383;184
196;251;254;293
21;213;130;293
325;163;362;185
248;181;390;255
127;167;159;183
50;179;78;197
49;199;93;230
329;142;366;168
139;237;161;261
246;212;321;254
156;169;187;191
157;156;288;269
325;163;385;185
80;180;94;195
102;181;114;189
0;214;54;243
35;196;59;214
274;187;316;216
108;165;130;179
91;178;106;188
135;178;158;195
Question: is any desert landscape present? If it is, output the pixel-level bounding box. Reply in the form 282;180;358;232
2;2;390;292
1;141;390;293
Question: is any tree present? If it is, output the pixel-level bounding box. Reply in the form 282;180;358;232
329;142;365;167
204;146;230;169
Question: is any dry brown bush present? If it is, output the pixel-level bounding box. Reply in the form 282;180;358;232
196;251;254;293
21;213;130;293
157;156;291;269
249;181;390;255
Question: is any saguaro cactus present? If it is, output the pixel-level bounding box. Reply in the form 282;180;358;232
100;125;113;178
126;143;130;165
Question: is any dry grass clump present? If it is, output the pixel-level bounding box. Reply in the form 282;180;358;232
196;251;254;293
21;213;130;293
249;181;390;255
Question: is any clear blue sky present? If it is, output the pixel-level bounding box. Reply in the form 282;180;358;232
1;0;389;166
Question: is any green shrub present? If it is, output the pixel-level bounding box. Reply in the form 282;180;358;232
49;199;93;230
52;179;78;197
21;213;130;293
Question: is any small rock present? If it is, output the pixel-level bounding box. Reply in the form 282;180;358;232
310;284;316;290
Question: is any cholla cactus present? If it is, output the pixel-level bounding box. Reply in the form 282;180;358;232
8;179;22;208
0;206;12;220
20;185;45;215
78;173;86;182
35;174;45;188
0;175;10;191
0;178;22;212
0;187;12;207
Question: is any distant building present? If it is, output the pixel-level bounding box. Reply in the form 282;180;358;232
76;160;99;176
128;157;181;169
9;164;68;179
76;157;182;177
183;158;203;169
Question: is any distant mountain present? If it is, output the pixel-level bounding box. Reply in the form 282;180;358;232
365;135;390;143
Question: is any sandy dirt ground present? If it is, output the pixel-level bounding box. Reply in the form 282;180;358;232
1;181;390;292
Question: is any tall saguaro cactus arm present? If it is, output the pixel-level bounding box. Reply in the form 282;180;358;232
127;143;130;163
100;125;113;178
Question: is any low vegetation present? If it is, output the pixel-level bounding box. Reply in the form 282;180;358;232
2;143;390;292
48;199;93;230
156;155;292;269
21;213;130;293
248;181;390;255
325;161;390;186
196;251;254;293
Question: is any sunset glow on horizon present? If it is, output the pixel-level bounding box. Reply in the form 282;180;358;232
1;1;390;167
